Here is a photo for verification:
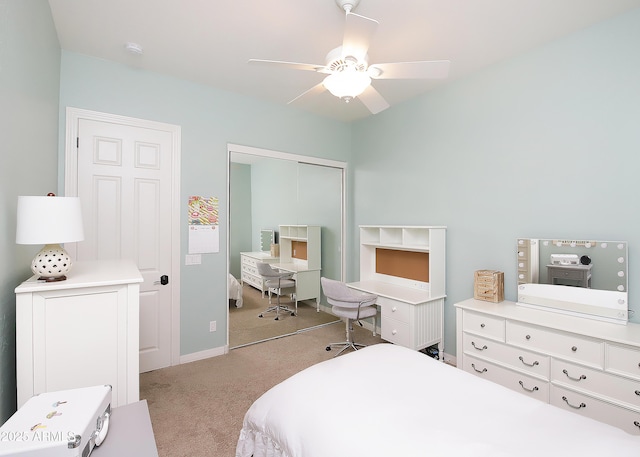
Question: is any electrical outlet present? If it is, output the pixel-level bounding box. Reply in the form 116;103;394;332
209;320;216;332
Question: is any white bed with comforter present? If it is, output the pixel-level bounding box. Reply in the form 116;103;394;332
236;343;639;457
229;274;243;308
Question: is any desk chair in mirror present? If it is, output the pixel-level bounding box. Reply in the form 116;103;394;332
321;277;378;357
256;262;296;320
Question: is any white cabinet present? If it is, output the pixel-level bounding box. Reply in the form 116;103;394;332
240;251;279;296
15;260;143;408
455;298;640;435
349;226;446;352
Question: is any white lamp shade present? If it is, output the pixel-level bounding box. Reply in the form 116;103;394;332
16;196;84;245
323;70;371;99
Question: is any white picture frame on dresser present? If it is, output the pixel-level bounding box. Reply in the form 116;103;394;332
455;298;640;435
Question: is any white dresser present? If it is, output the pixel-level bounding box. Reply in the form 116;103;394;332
15;259;143;408
455;298;640;435
240;251;279;296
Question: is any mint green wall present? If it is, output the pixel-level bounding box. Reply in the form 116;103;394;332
58;52;351;356
229;163;252;279
351;8;640;355
0;0;60;421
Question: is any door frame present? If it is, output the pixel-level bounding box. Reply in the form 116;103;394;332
64;107;182;367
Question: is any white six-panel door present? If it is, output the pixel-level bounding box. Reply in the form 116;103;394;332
64;108;181;373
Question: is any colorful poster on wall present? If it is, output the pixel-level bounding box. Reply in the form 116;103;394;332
188;196;219;254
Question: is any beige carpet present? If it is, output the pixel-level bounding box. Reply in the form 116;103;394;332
140;322;385;457
229;284;339;348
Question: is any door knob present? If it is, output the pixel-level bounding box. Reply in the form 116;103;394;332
154;275;169;285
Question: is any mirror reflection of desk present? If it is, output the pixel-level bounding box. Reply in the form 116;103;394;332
271;262;321;309
546;264;592;288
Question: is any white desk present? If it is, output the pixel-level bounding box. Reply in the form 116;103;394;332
348;280;444;354
272;262;321;310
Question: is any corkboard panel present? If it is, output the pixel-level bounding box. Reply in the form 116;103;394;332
375;248;429;282
292;240;308;260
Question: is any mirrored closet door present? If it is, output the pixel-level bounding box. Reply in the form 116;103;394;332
227;144;346;348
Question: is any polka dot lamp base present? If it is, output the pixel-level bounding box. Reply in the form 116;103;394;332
31;244;73;281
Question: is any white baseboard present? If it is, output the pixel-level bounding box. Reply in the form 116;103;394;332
179;345;228;364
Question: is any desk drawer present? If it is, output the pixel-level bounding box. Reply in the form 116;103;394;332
379;296;411;324
381;317;412;348
606;343;640;381
462;310;505;341
506;321;603;368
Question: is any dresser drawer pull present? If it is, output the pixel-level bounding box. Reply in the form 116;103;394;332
525;335;531;340
518;380;539;393
518;356;539;367
571;346;577;352
562;369;587;382
471;342;488;351
635;390;640;396
562;396;586;409
471;363;487;374
480;323;485;328
634;421;640;429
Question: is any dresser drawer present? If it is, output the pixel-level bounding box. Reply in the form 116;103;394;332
379;297;411;324
242;263;258;276
550;385;640;436
506;321;604;368
463;355;549;403
552;359;640;409
462;333;549;379
381;317;412;347
606;343;640;381
462;310;505;341
241;255;258;267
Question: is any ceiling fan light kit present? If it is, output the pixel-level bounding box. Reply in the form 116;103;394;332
249;0;450;114
323;70;371;101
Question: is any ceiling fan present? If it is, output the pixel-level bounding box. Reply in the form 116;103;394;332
248;0;450;114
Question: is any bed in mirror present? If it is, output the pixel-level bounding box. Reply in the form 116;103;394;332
517;238;629;324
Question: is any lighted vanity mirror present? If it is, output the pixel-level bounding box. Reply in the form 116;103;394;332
517;238;628;324
260;229;275;252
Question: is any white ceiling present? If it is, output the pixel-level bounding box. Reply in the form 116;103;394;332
47;0;640;122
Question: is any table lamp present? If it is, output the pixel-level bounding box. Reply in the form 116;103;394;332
16;194;84;281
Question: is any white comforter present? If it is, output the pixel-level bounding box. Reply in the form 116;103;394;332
236;343;639;457
229;274;243;307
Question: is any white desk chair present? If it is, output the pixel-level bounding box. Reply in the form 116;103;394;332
321;277;378;357
256;262;296;320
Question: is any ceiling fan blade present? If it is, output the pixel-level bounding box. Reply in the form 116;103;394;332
342;12;378;63
248;59;329;73
358;85;390;114
368;60;450;80
288;82;327;105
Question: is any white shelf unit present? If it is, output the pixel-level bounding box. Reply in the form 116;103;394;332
279;225;321;270
350;225;446;352
359;225;446;296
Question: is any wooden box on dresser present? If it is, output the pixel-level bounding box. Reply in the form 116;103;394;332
455;298;640;435
15;259;143;409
